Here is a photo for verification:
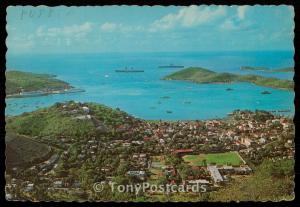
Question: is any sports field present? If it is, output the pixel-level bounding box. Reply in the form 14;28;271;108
183;151;243;166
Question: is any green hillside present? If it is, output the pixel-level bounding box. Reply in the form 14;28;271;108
239;74;294;90
159;158;294;202
5;102;294;201
5;101;138;145
163;67;294;90
210;159;294;201
6;70;71;95
5;132;52;169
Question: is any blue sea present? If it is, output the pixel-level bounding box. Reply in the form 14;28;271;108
5;51;294;120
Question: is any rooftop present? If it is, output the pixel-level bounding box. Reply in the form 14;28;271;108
207;165;224;183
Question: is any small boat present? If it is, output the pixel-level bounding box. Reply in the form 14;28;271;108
115;67;144;72
166;110;173;114
158;64;184;68
226;88;233;91
183;101;191;104
104;75;109;78
261;91;271;95
160;96;171;99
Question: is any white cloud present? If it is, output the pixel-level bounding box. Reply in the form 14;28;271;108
219;18;254;32
47;27;61;37
6;36;35;52
36;26;45;37
219;19;238;31
100;22;144;34
63;22;93;37
120;25;143;33
219;6;253;31
237;6;248;20
150;5;226;31
34;22;93;47
36;22;93;39
100;22;118;32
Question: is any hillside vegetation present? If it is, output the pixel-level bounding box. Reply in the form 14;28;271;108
209;159;294;201
163;67;294;90
156;158;294;202
5;132;52;169
5;101;137;144
6;70;71;95
5;102;294;201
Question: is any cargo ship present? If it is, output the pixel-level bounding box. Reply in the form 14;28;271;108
158;64;184;68
115;67;144;72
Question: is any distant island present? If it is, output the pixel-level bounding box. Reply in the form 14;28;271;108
163;67;294;90
241;66;294;73
6;70;84;98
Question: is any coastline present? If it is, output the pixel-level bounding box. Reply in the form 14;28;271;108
240;66;294;73
163;78;293;91
6;88;85;99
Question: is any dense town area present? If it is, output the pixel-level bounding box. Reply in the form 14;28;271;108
5;101;295;201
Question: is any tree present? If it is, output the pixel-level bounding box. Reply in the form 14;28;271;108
112;176;130;186
165;155;182;167
157;176;168;185
178;163;192;181
116;162;130;176
202;159;207;167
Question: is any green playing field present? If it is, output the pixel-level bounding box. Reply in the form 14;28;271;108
183;151;243;166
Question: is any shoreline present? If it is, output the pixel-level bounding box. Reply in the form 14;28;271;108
240;66;294;73
6;100;293;121
164;78;294;91
6;88;85;99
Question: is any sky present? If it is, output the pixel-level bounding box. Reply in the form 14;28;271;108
6;5;294;54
